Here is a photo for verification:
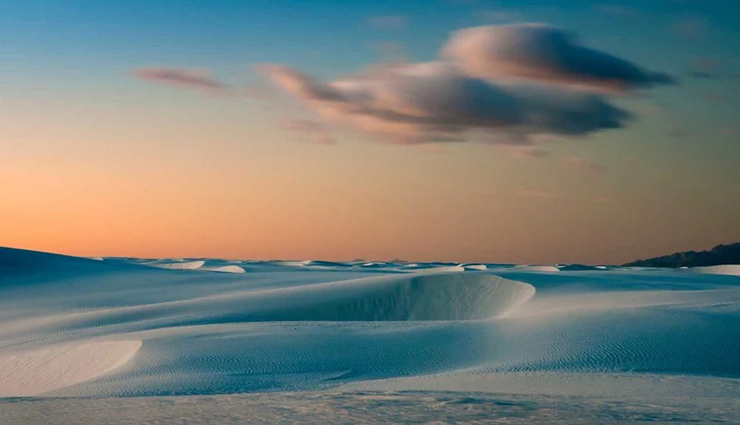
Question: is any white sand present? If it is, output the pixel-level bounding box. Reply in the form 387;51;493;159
200;265;246;273
690;264;740;276
0;246;737;411
0;340;141;397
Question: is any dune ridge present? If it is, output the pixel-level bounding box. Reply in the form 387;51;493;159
0;340;142;397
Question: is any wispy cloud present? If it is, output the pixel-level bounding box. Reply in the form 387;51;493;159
283;119;335;145
671;16;709;39
719;126;739;137
366;15;407;30
668;127;690;138
501;146;553;159
692;58;720;70
244;84;275;100
688;58;725;80
516;190;563;200
688;71;717;80
131;67;230;95
560;156;605;174
514;190;612;204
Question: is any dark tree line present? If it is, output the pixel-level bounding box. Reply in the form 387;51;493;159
624;242;740;267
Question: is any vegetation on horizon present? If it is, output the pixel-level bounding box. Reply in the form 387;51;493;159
624;243;740;268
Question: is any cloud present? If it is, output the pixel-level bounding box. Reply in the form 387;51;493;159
256;65;347;102
702;93;732;103
131;67;229;95
282;119;335;145
502;146;553;159
244;84;275;99
366;15;407;30
442;24;674;91
258;24;677;146
688;58;723;80
688;71;717;80
692;58;720;70
668;127;689;138
516;190;562;200
672;16;708;39
719;127;738;137
260;61;631;145
560;156;605;174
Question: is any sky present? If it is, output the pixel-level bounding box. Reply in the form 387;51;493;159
1;0;739;264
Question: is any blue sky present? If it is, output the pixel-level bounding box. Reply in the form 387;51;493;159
1;0;738;263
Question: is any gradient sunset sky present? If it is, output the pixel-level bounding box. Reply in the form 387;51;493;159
2;0;739;264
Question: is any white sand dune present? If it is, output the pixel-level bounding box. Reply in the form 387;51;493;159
144;260;205;270
0;340;141;397
510;265;560;272
0;246;738;421
200;265;246;274
689;264;740;276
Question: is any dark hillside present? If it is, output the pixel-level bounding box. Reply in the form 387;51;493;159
624;242;740;267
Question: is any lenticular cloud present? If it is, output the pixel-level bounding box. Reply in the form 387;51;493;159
261;61;631;145
261;24;669;145
442;24;674;91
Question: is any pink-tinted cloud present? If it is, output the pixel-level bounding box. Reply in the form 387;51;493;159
442;24;674;91
131;67;230;95
255;65;347;102
244;84;275;100
260;61;630;145
560;156;605;174
257;24;678;146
